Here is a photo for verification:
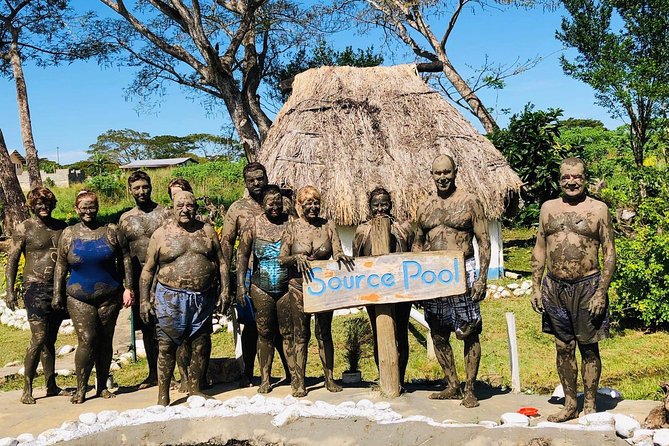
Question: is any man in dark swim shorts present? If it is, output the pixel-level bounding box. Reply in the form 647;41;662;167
5;187;69;404
532;158;616;422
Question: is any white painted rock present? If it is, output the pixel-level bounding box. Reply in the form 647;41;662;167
507;283;519;290
579;412;615;427
500;412;530;426
97;410;119;423
3;361;19;368
15;433;34;443
493;292;501;299
212;324;222;333
374;402;391;410
78;412;97;425
272;405;301;427
21;322;30;330
551;384;565;398
655;429;669;446
60;319;72;327
521;280;532;290
15;309;27;318
57;344;75;356
478;420;498;428
187;395;206;408
500;290;512;298
109;362;121;372
524;289;532;295
17;367;25;376
630;429;655;445
0;438;17;446
597;387;622;399
505;271;520;279
56;369;73;377
60;421;78;431
146;405;167;414
205;398;222;408
356;399;374;409
0;314;10;325
60;326;74;335
282;395;298;406
613;413;640;438
513;288;525;296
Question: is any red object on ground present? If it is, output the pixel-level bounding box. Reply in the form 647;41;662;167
518;407;539;417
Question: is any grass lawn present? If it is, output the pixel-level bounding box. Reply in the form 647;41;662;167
1;225;666;401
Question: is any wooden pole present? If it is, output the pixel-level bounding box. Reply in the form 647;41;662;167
376;304;400;397
505;312;521;393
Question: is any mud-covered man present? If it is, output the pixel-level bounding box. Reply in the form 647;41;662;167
140;191;226;406
118;170;170;389
6;187;69;404
413;155;490;408
532;157;616;422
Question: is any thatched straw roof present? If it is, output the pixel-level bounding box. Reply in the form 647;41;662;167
258;64;522;225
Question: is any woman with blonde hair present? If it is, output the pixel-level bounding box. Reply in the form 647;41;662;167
279;186;354;396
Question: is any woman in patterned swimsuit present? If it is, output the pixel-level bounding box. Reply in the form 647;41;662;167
279;186;354;397
236;185;292;393
53;191;134;404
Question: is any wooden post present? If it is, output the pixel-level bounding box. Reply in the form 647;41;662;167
505;312;521;393
376;304;400;397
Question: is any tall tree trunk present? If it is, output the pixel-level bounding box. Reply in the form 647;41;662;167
0;129;30;236
437;53;498;134
215;73;261;162
9;40;42;188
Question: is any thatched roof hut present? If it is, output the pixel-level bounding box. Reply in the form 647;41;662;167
258;64;522;226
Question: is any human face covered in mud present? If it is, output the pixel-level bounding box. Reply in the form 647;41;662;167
263;190;284;220
431;155;457;196
129;178;152;206
75;197;99;226
31;197;55;220
245;168;268;201
369;191;392;218
173;193;198;226
559;160;587;202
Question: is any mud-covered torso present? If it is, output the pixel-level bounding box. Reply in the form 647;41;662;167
288;218;334;261
119;204;169;270
64;224;122;301
542;198;603;280
251;214;289;294
19;217;67;284
417;192;476;256
155;222;218;292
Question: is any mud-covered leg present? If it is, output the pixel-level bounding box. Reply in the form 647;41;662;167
157;339;177;406
67;297;97;404
315;311;342;393
366;305;380;371
95;298;121;399
548;338;579;422
176;344;190;393
580;342;601;415
277;292;295;387
138;313;159;390
251;285;278;394
188;333;211;397
395;303;412;386
462;333;481;408
44;311;66;396
290;286;310;397
21;320;47;404
428;328;462;400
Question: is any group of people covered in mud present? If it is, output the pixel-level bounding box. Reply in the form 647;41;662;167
5;154;615;423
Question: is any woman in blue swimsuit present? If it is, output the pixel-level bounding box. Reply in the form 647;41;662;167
236;185;291;393
53;191;134;404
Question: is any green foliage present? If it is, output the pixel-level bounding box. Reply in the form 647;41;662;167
171;160;246;208
39;158;60;174
558;0;669;167
271;40;384;102
489;104;579;226
43;177;55;188
342;314;373;372
85;174;125;199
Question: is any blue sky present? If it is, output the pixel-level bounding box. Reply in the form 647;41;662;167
0;2;622;165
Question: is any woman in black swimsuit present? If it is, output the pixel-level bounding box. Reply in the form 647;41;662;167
279;186;354;397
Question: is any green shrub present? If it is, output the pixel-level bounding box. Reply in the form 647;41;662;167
171;160;245;209
610;227;669;329
44;177;56;188
343;314;373;372
86;174;125;199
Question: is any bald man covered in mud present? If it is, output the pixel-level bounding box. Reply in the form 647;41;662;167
413;155;490;408
532;157;616;422
140;191;226;406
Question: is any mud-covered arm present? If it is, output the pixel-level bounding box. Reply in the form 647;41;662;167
52;228;71;311
531;205;548;313
113;225;134;293
471;198;490;302
5;223;26;309
278;221;297;266
412;206;426;252
219;205;238;297
205;224;229;312
139;231;160;323
590;206;616;318
235;219;254;307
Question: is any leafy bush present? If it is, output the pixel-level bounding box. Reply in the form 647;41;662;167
343;314;373;372
85;174;125;199
44;177;56;188
171;160;246;208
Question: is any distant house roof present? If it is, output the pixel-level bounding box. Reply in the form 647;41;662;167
10;150;26;164
119;157;198;169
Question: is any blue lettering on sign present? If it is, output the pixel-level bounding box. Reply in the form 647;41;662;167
306;259;461;296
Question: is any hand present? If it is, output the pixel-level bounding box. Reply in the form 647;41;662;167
471;281;486;302
236;285;247;308
122;289;134;308
336;254;355;272
588;289;607;319
140;300;154;325
52;295;66;311
531;288;544;314
294;254;313;282
6;291;17;311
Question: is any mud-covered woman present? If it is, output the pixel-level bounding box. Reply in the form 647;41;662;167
236;185;292;393
352;187;413;386
279;186;354;397
53;191;134;404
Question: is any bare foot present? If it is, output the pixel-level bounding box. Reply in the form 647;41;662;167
20;391;36;405
582;403;597;415
461;391;479;408
46;386;74;397
138;377;157;390
547;406;578;422
70;391;86;404
292;388;308;397
97;389;116;399
325;379;342;393
429;386;462;400
258;382;272;394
